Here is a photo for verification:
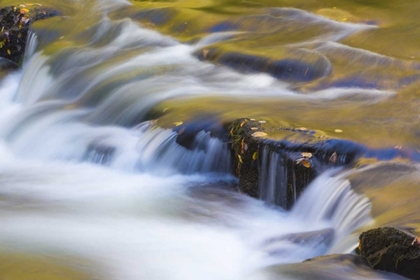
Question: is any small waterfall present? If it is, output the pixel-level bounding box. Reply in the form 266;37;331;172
22;30;38;66
258;146;317;210
0;105;231;175
0;2;411;279
131;122;232;175
290;170;373;253
256;170;372;264
259;147;288;207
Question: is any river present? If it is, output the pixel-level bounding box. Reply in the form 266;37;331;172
0;0;419;279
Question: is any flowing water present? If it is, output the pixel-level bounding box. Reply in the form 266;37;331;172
1;0;420;279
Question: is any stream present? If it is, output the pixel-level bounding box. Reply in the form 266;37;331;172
0;0;419;279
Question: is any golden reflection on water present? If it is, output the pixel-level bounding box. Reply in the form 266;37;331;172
0;252;90;280
348;162;420;234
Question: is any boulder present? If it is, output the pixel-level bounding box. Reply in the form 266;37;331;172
356;227;420;279
229;118;355;209
0;4;59;64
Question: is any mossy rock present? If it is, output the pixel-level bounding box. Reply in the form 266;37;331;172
356;227;420;279
0;4;59;64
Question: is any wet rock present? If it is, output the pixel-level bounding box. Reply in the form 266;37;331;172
217;52;270;75
195;48;331;83
229;118;261;199
262;228;335;257
356;227;420;279
228;117;420;209
229;118;355;209
0;4;59;64
172;115;229;150
84;143;116;165
0;57;18;78
0;57;18;70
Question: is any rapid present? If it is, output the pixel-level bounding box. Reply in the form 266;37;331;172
1;0;420;279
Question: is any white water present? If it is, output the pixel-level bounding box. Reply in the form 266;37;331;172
0;4;382;279
0;71;373;277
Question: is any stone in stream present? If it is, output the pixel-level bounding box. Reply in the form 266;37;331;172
84;143;116;165
228;118;420;209
0;4;59;65
229;118;357;209
170;117;420;210
356;227;420;279
194;47;331;82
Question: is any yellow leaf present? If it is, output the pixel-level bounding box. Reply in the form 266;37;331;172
334;129;343;133
237;155;243;164
7;49;11;55
173;121;183;127
301;152;312;158
252;151;259;160
240;120;247;127
252;132;267;138
301;159;311;168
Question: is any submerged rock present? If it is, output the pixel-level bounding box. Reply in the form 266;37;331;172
0;4;59;64
195;47;331;83
265;254;406;280
262;228;335;257
356;227;420;279
84;143;116;165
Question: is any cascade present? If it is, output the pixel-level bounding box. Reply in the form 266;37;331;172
0;1;416;279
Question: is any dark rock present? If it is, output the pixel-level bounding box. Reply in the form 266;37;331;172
0;57;18;70
172;115;230;150
0;4;59;64
84;143;116;165
229;118;262;199
229;118;354;209
267;57;330;82
216;52;270;75
195;48;331;83
356;227;420;279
